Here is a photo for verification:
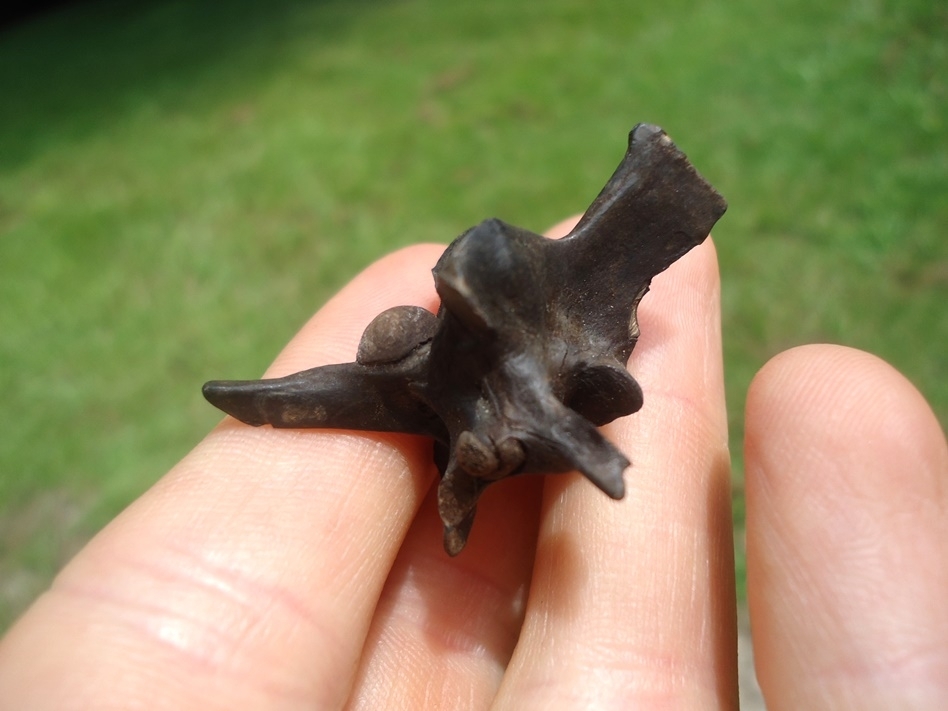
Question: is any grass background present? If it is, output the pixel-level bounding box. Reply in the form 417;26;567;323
1;0;945;631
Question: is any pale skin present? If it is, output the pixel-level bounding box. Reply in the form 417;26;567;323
1;218;946;710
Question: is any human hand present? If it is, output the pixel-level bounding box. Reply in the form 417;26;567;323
1;219;945;710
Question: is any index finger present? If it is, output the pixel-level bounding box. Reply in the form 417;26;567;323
0;244;446;710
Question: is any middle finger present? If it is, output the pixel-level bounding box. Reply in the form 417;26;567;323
494;239;737;709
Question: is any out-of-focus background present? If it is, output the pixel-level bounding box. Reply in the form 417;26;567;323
1;0;945;632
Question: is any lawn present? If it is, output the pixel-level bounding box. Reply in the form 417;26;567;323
1;0;945;630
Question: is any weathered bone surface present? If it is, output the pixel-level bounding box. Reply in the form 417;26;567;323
203;124;727;555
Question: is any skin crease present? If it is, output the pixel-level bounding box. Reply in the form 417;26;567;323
0;217;944;710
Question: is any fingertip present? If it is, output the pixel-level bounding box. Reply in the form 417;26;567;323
266;243;446;377
745;344;948;706
660;235;720;312
543;215;582;239
641;234;719;329
630;234;723;421
746;344;947;483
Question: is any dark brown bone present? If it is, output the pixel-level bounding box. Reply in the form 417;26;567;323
203;124;727;555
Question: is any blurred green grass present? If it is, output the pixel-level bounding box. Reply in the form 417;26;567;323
1;0;945;630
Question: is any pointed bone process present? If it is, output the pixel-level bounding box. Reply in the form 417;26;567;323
203;124;727;554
